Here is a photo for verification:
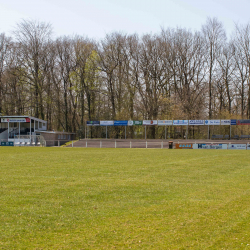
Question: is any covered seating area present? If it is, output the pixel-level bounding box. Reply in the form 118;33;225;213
0;116;47;146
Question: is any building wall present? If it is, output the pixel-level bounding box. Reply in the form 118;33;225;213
40;132;75;147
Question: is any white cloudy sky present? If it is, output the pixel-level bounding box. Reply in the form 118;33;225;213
0;0;249;39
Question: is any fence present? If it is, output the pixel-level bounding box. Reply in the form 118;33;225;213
68;140;170;149
13;135;45;146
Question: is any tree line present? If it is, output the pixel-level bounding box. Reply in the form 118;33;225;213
1;18;250;137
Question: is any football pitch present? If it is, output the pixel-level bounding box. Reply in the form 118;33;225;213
0;147;250;249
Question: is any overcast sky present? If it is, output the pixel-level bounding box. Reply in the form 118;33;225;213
0;0;250;39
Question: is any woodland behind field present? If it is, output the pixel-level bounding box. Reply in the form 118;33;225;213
1;18;250;137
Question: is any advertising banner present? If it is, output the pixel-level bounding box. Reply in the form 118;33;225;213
175;143;193;149
128;120;133;126
1;118;30;123
133;120;143;125
205;120;220;125
1;142;14;146
231;119;237;125
221;120;230;125
143;120;157;125
193;143;227;149
173;120;188;126
228;144;246;150
87;121;100;126
247;144;250;150
237;119;250;125
158;120;172;126
114;120;128;126
189;120;204;125
100;121;114;126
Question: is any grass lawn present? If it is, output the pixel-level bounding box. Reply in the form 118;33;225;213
0;147;250;249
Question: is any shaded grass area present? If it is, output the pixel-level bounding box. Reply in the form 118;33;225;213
0;147;250;249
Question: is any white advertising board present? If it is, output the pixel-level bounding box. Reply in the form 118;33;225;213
100;121;114;126
221;119;230;125
143;120;157;125
189;120;204;125
193;143;227;149
173;120;188;126
205;120;220;125
158;120;172;126
128;120;133;126
228;144;246;150
1;118;30;123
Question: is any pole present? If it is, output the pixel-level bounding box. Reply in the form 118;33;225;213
85;125;86;139
106;126;107;139
130;141;131;148
208;125;210;139
125;126;126;139
30;118;31;143
72;140;73;147
8;120;9;141
115;140;116;148
230;124;231;139
165;126;167;140
18;122;20;144
145;126;146;140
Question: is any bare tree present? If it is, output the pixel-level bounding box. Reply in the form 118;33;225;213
234;24;250;118
14;19;52;118
0;33;12;114
202;17;226;119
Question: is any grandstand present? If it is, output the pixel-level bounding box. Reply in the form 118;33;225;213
0;116;47;146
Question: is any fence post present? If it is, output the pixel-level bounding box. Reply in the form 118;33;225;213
115;140;116;148
86;140;88;148
146;141;147;149
100;140;102;148
58;140;60;147
130;141;131;149
161;141;163;149
45;141;46;147
72;140;73;147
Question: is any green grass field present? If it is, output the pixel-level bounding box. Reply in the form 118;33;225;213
0;147;250;249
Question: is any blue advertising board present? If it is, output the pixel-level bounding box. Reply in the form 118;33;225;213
237;119;250;125
231;119;237;125
114;120;128;126
87;121;100;126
